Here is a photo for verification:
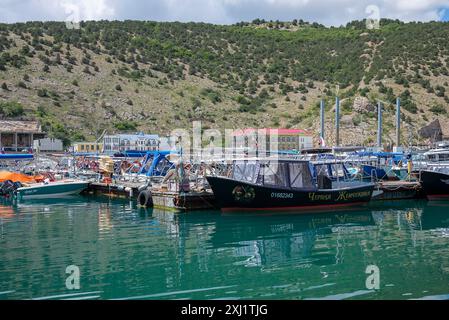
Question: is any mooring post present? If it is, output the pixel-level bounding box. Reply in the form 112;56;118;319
320;100;325;142
396;98;401;148
335;97;340;147
377;101;383;149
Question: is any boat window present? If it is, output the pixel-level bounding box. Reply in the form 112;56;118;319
314;164;329;177
233;161;259;183
330;164;346;179
260;162;289;188
439;153;449;161
289;162;313;189
233;161;246;181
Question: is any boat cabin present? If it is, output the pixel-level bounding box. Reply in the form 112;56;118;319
230;159;352;190
425;148;449;163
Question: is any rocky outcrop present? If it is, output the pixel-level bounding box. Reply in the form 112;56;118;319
353;96;375;113
419;119;443;142
340;115;354;127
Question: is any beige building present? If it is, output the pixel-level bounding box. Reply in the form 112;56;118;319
72;142;103;153
231;128;314;152
0;120;45;152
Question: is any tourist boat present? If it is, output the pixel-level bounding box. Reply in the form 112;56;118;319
206;158;375;213
423;147;449;167
15;180;89;200
420;169;449;200
345;151;410;181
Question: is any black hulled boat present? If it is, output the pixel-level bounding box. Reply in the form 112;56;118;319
206;159;375;213
420;169;449;200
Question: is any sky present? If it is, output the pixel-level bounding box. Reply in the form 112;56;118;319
1;0;449;26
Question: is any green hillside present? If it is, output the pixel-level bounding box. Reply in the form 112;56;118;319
0;19;448;146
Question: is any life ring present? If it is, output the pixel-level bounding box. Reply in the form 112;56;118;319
89;161;99;171
138;190;153;208
133;161;142;172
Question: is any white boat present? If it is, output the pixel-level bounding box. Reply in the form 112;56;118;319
424;148;449;167
15;180;89;200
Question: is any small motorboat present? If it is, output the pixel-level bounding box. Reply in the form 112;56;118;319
206;158;375;213
15;180;89;200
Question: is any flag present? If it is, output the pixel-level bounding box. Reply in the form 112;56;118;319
320;136;326;147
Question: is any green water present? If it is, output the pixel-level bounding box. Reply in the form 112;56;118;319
1;197;449;300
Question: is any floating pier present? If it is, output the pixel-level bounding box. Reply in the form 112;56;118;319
85;182;217;212
151;190;216;211
85;182;140;199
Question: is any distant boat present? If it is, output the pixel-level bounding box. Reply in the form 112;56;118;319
206;159;375;213
15;181;89;200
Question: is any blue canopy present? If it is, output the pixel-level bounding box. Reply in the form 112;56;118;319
136;151;176;177
0;154;34;160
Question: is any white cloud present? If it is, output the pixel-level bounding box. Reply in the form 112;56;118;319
0;0;449;25
59;0;115;21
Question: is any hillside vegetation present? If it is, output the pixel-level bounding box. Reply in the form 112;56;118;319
0;19;449;146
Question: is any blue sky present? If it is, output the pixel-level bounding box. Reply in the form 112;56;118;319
443;9;449;21
1;0;449;26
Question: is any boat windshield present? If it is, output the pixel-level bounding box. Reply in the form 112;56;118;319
314;163;348;180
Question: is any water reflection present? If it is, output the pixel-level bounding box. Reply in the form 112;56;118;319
1;198;449;299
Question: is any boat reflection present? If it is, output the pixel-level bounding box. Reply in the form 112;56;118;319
148;201;449;272
149;208;377;269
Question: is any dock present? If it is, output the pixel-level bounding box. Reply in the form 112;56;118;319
151;190;216;211
85;182;140;199
85;182;217;212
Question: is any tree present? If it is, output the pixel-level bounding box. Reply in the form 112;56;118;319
55;53;62;65
0;101;24;117
17;81;27;89
114;120;137;131
37;88;48;97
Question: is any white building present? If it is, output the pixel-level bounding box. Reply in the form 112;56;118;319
33;138;64;153
103;133;160;154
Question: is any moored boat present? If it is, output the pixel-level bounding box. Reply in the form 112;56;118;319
206;159;375;213
420;169;449;201
15;180;89;200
